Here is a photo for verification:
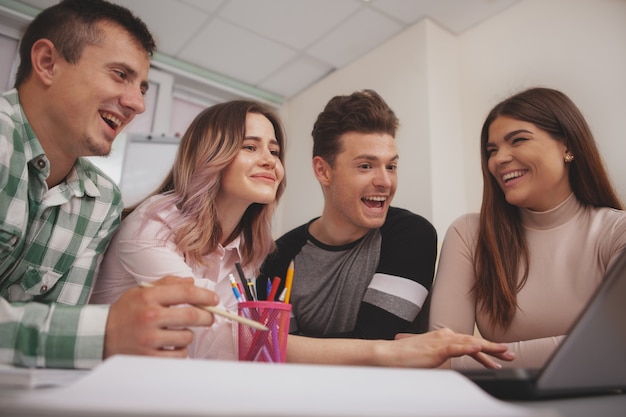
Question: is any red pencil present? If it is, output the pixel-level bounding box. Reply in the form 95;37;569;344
267;276;281;301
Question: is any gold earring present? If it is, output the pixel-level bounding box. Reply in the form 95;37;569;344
564;153;574;163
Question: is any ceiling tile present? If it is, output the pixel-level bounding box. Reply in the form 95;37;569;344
258;56;334;98
14;0;56;9
424;0;521;34
218;0;362;49
120;0;211;54
8;0;521;99
179;0;225;13
306;7;403;68
369;0;432;24
178;18;296;85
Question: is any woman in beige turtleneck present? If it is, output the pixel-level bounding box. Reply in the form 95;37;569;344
430;87;626;369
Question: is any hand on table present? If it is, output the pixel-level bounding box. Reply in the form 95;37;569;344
389;328;515;368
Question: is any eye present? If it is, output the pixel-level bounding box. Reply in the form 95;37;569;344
512;137;528;144
113;69;127;80
386;164;397;172
270;149;281;157
243;144;256;151
358;163;372;170
486;148;496;158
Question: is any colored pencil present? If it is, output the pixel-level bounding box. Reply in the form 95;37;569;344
284;260;295;304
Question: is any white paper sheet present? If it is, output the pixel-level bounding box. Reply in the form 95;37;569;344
0;355;558;417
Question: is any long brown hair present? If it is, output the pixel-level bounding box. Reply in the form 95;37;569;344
140;100;286;272
475;87;622;330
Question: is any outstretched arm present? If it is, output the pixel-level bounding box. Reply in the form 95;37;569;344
286;328;514;369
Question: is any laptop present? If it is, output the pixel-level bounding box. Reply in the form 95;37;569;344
460;248;626;400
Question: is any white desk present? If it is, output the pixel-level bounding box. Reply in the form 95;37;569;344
1;356;622;417
514;394;626;417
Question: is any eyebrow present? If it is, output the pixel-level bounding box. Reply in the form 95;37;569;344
486;129;533;147
353;153;399;163
244;136;280;147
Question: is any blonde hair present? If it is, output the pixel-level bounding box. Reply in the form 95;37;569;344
144;101;286;272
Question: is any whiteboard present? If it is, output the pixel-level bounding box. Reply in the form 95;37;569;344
119;133;180;207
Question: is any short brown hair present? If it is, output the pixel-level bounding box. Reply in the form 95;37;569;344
15;0;155;87
312;89;399;166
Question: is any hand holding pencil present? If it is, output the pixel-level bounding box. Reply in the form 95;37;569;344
139;281;268;331
105;276;223;359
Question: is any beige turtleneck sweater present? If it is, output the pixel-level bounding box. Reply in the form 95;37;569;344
430;194;626;369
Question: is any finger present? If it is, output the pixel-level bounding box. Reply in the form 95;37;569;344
131;328;195;355
470;351;503;369
144;281;219;309
489;350;516;361
152;346;190;359
151;327;196;350
151;276;194;286
443;343;482;359
151;305;215;329
477;341;509;354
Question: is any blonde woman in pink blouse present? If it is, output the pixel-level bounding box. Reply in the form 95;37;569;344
91;100;286;359
430;87;626;369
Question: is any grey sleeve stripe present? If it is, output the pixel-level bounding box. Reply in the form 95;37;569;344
363;288;422;322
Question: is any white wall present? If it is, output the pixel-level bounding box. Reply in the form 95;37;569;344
278;0;626;242
425;22;466;244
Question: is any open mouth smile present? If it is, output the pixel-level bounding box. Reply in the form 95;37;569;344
100;111;122;130
362;195;386;208
502;169;528;183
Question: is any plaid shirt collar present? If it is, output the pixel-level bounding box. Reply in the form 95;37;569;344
3;89;101;199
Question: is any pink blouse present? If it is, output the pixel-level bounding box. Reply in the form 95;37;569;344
91;194;254;360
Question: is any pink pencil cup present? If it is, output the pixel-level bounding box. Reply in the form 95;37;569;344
237;301;291;363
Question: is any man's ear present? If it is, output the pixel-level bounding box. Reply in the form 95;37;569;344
30;39;58;86
312;156;332;186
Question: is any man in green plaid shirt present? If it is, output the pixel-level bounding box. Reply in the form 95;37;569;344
0;0;219;369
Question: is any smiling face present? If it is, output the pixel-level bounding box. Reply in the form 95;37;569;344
486;116;572;211
44;21;150;159
217;112;285;214
314;131;398;243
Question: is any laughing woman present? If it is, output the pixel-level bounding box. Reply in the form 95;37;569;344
91;100;286;360
430;87;626;369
